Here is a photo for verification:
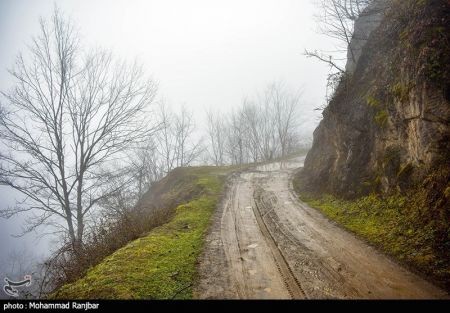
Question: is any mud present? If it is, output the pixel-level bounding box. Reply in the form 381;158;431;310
194;157;448;299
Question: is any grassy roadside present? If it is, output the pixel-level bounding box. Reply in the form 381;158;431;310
52;167;231;299
293;172;450;290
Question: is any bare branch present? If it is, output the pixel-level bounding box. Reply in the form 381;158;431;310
304;49;345;73
0;8;158;248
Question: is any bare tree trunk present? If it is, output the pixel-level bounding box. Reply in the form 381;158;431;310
206;109;226;166
0;8;158;249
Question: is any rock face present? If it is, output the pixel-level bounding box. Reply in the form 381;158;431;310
346;0;387;74
303;0;450;197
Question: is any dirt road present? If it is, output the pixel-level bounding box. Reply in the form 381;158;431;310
195;157;448;299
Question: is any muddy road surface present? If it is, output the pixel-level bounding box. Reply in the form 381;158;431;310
194;157;448;299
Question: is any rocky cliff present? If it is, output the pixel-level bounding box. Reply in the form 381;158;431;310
304;0;450;198
345;0;387;74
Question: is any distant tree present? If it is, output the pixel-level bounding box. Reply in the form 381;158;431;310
225;108;250;165
129;139;164;200
218;82;302;165
257;85;280;161
269;83;301;161
205;108;226;166
241;100;261;163
0;8;158;249
156;102;203;173
173;106;204;167
96;138;164;224
156;101;177;174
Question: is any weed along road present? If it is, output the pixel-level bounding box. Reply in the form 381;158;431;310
195;156;447;299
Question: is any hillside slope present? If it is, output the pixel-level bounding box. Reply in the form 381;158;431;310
52;167;232;299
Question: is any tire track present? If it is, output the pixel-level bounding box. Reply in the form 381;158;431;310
252;189;306;299
195;156;448;299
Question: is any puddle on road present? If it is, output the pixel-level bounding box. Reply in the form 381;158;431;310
255;156;305;172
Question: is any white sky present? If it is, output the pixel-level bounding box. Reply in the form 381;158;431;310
0;0;339;267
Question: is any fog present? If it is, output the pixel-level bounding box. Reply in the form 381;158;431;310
0;0;338;278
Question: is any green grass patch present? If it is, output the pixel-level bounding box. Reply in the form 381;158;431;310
390;81;412;102
51;167;230;299
366;95;380;108
300;193;411;249
374;109;389;127
293;173;450;289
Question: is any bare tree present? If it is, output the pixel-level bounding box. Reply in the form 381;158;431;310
258;87;279;161
319;0;373;60
129;139;164;200
0;9;158;248
96;139;164;223
173;106;203;167
205;108;226;166
241;100;261;163
225;108;249;165
305;0;376;70
156;102;202;173
270;83;300;161
155;101;177;174
304;0;387;110
205;82;304;166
